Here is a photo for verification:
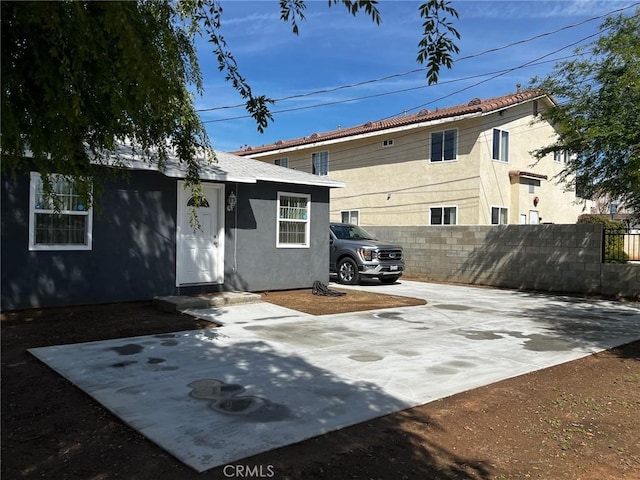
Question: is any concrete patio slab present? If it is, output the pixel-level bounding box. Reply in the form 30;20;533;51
29;281;640;472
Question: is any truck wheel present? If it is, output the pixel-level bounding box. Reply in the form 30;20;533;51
379;275;400;284
337;257;359;285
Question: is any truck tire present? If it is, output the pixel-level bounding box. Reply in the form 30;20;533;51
337;257;359;285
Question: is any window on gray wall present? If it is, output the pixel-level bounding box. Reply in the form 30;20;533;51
430;129;457;162
277;192;310;248
312;151;329;175
29;172;93;251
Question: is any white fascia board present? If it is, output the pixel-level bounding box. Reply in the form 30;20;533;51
244;112;483;158
116;158;257;184
254;174;345;188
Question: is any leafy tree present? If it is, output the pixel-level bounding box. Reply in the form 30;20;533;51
1;0;460;207
532;10;640;216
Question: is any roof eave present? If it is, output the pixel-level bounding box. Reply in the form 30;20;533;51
242;111;483;158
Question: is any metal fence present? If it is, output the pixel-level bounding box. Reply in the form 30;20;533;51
603;228;640;263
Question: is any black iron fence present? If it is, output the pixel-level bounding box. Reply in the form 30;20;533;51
603;228;640;263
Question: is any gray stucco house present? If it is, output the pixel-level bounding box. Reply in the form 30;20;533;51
1;149;344;310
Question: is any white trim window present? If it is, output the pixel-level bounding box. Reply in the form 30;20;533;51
277;192;310;248
341;210;360;225
554;150;570;164
430;129;457;162
383;139;394;147
29;172;93;251
491;206;508;225
492;128;509;162
312;151;329;176
274;157;289;168
429;206;457;225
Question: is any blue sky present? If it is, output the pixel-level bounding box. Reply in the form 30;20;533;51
193;1;637;152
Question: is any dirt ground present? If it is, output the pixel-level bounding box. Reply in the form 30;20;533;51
2;287;639;480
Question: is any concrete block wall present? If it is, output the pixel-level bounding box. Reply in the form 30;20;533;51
366;224;639;299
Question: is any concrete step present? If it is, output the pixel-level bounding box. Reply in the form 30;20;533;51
154;291;262;313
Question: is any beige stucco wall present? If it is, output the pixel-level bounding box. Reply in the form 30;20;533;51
247;100;591;226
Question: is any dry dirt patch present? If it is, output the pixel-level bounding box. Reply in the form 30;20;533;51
2;300;639;480
260;286;426;315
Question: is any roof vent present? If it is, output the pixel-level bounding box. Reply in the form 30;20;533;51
468;97;481;106
245;146;252;151
275;140;283;145
310;133;319;139
364;121;373;127
417;109;430;116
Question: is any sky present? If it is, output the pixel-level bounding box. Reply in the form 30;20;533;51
193;0;638;152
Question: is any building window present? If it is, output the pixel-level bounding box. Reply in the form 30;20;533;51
492;129;509;162
491;206;508;225
312;151;329;176
29;172;93;251
554;151;569;164
383;139;394;147
341;210;359;225
274;157;289;168
277;192;310;248
430;129;457;162
429;206;457;225
529;183;535;194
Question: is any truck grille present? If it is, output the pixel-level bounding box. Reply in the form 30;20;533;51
378;249;403;261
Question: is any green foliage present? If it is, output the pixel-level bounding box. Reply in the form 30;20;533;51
2;0;459;210
532;10;640;217
577;214;629;263
1;0;211;207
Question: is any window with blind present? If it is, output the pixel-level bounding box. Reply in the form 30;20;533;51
29;172;93;251
276;192;310;248
312;151;329;176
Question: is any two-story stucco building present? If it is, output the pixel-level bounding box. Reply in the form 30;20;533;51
233;90;591;226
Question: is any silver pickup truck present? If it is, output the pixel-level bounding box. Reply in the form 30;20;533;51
329;223;404;285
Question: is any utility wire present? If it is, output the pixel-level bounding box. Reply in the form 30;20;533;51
196;2;639;113
201;51;589;124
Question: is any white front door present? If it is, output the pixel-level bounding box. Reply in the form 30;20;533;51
176;182;224;286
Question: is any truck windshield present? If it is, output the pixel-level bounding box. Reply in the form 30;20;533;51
331;224;377;240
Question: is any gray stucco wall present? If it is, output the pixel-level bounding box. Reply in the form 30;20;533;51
1;170;178;310
1;171;332;310
366;224;639;299
222;182;330;292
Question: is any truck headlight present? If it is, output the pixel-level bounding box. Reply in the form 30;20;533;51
358;248;378;261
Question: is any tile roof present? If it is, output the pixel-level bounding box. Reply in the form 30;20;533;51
233;90;554;156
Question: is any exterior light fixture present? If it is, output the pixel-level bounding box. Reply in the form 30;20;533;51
227;191;237;212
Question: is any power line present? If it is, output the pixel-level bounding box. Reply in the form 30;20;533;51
196;2;639;114
200;51;589;124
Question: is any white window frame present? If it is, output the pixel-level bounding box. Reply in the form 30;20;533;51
274;157;289;168
491;206;508;225
554;150;570;164
429;206;458;225
492;128;509;162
430;129;458;162
340;210;360;225
383;139;394;147
276;192;310;248
312;151;329;176
28;172;93;251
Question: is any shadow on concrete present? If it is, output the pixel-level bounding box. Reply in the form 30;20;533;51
1;301;494;479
